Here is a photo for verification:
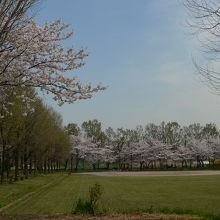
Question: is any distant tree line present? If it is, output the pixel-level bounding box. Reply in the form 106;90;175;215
2;94;220;185
68;120;220;171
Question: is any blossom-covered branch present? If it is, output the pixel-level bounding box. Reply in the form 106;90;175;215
0;0;105;106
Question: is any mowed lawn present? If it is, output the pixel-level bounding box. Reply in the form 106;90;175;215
0;173;220;216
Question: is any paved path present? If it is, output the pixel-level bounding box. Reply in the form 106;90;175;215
82;170;220;176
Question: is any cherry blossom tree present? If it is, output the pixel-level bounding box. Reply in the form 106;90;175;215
68;122;220;171
70;135;116;170
209;137;220;165
70;135;94;170
0;0;105;108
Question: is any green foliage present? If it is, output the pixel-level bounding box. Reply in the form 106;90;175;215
163;122;181;144
81;119;107;147
202;123;219;140
89;183;103;215
73;183;103;215
65;123;80;136
0;87;71;184
73;198;92;214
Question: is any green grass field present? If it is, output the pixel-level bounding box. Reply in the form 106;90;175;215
0;173;220;218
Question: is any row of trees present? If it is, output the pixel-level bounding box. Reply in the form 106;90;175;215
68;120;220;171
0;88;70;184
0;0;104;184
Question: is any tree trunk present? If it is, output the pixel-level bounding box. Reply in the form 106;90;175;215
64;159;68;171
23;149;28;179
44;160;47;174
0;125;6;184
70;155;73;172
130;154;133;171
14;146;19;181
118;156;121;170
1;144;5;184
34;155;37;176
140;161;144;170
47;159;50;173
29;153;32;174
106;162;109;170
82;159;85;170
6;151;10;179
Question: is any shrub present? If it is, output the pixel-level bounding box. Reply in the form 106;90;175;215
73;183;103;215
73;198;92;214
89;183;103;215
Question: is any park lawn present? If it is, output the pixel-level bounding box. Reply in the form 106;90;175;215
1;173;220;218
0;174;64;208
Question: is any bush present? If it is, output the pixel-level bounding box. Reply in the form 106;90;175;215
89;183;103;215
73;183;103;215
73;198;92;214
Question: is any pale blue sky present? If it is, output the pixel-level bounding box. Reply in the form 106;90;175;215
36;0;220;129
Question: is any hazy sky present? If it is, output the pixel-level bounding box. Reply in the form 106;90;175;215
36;0;220;129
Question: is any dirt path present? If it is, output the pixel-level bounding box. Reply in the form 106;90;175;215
0;213;203;220
81;170;220;177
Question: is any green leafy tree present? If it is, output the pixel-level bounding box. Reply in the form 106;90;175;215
65;123;80;136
